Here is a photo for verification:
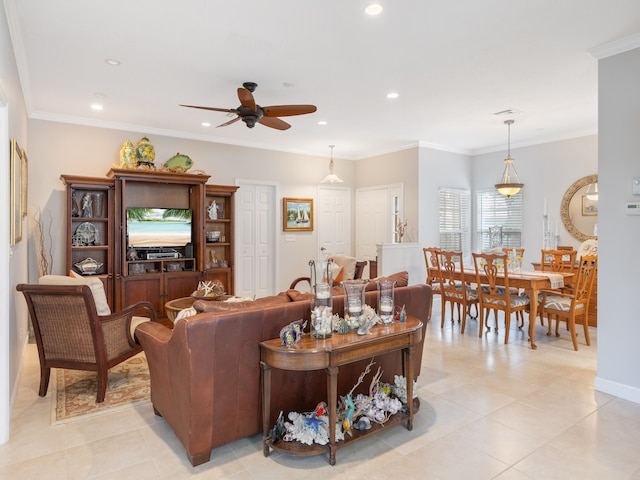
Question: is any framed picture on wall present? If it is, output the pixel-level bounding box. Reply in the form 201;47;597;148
283;197;313;231
581;195;598;216
10;138;23;245
21;148;28;217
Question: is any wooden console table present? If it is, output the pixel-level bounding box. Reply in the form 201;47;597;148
260;316;423;465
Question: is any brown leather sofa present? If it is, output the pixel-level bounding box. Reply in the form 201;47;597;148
135;275;432;466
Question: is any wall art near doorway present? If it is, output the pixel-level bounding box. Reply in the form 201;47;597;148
283;197;313;232
10;138;25;245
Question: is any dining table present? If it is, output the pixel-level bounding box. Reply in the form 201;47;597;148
428;266;575;349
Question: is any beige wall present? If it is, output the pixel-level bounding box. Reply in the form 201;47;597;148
26;119;362;292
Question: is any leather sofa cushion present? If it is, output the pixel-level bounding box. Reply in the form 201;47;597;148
365;271;409;291
286;290;314;302
193;291;290;313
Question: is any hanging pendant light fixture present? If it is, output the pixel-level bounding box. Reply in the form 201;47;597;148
320;145;343;183
585;182;599;201
495;119;524;197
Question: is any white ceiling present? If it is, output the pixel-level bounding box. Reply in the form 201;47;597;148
5;0;640;160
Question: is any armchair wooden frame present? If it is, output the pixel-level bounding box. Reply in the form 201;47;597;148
16;283;156;403
289;260;367;290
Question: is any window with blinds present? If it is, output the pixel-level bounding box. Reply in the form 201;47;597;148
438;188;471;260
476;189;523;251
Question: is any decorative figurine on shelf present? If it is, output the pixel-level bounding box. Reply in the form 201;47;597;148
163;152;194;172
81;193;93;218
71;191;80;217
208;200;218;220
135;136;155;167
394;218;407;243
119;140;136;167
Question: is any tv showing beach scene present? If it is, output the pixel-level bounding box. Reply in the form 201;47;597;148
127;207;192;248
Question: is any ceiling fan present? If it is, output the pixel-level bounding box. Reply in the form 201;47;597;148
180;82;317;130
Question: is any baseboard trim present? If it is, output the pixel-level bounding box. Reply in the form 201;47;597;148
595;376;640;405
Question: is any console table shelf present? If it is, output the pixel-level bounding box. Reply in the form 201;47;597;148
260;317;423;466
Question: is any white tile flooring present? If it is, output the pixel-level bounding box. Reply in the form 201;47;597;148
2;303;640;479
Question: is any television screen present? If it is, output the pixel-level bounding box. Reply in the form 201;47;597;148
126;207;192;248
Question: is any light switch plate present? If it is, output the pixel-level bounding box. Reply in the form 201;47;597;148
633;177;640;195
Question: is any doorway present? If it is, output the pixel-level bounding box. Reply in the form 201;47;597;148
234;181;277;299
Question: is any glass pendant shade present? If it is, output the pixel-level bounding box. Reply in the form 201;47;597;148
495;119;523;197
495;157;523;197
321;145;343;183
585;182;598;201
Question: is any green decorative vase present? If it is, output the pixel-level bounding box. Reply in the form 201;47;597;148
135;137;155;167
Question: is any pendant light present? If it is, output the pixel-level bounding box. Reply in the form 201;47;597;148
495;119;523;197
320;145;343;183
585;182;599;201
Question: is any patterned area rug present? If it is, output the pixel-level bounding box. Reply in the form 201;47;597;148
52;352;151;424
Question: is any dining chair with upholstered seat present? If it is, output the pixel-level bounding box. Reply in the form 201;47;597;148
539;254;597;350
472;252;530;344
423;247;443;315
439;250;478;333
16;279;156;403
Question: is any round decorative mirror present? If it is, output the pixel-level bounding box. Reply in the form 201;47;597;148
560;174;598;242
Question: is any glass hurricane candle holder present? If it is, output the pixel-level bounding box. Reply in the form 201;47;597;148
311;282;333;338
377;279;395;324
343;279;368;329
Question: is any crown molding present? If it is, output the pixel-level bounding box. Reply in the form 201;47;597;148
589;33;640;59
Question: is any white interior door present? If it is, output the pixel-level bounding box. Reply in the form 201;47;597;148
318;186;350;257
356;184;403;262
235;181;276;299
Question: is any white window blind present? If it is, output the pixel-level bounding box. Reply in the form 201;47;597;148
476;189;523;251
438;188;471;260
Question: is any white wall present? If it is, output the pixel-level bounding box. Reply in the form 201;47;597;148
1;1;29;444
595;47;640;402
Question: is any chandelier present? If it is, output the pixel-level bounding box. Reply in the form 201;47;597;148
495;119;523;197
320;145;343;183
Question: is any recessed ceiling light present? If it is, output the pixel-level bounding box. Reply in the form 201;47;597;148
318;120;328;126
201;122;211;127
91;104;103;111
365;4;383;15
386;92;399;99
105;58;121;66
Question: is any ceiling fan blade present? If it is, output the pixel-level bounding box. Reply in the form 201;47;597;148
237;88;257;111
262;105;317;117
180;104;236;114
216;116;241;128
258;116;291;130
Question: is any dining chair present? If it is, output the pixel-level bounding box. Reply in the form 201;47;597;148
423;247;443;315
534;248;578;325
472;252;530;344
439;250;478;332
539;254;597;350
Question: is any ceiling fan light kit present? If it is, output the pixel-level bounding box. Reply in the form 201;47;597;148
495;119;524;197
321;145;343;183
181;82;317;131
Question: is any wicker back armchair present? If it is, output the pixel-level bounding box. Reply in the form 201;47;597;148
16;283;156;403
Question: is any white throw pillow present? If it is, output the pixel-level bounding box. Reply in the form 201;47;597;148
39;274;112;316
328;254;358;280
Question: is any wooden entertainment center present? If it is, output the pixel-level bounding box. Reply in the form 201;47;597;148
61;169;238;319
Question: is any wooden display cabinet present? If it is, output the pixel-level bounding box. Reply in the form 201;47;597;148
61;175;115;309
63;169;238;320
204;185;238;295
109;168;210;315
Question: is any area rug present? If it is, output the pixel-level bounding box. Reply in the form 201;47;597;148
52;352;151;424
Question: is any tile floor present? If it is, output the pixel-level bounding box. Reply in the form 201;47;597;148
2;303;640;479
